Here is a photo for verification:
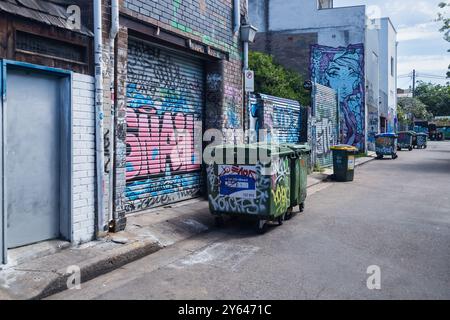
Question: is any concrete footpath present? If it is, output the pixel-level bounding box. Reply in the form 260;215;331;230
0;154;375;300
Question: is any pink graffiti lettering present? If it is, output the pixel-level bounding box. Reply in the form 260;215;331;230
126;107;200;180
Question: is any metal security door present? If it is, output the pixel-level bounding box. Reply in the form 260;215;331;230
125;39;204;213
6;68;61;248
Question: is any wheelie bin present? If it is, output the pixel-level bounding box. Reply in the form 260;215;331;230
397;131;416;151
375;133;398;159
206;143;294;234
330;145;358;182
414;132;428;149
281;144;311;219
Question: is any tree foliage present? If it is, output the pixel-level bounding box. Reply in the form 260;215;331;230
249;51;310;106
415;81;450;117
437;2;450;77
397;97;433;125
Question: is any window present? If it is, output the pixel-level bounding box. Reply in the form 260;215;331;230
318;0;333;9
391;57;394;77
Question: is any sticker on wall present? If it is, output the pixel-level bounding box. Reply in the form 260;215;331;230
348;156;355;170
219;165;257;199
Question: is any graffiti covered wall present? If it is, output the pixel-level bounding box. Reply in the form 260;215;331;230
248;94;303;144
125;39;204;213
310;44;365;151
313;83;338;167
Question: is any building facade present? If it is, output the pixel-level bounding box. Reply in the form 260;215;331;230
0;0;96;263
104;0;247;231
249;0;398;152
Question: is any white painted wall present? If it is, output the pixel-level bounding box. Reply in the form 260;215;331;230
72;73;96;244
250;0;366;46
379;18;397;131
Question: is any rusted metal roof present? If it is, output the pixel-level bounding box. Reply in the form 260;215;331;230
0;0;93;36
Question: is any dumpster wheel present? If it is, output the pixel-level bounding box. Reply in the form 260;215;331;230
299;202;305;213
285;207;294;220
257;219;268;234
277;213;286;226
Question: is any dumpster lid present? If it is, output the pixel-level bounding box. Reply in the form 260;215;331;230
416;132;428;136
280;143;311;153
212;143;295;157
330;144;358;151
375;133;398;138
398;131;416;135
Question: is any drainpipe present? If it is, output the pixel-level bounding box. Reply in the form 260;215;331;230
94;0;105;234
109;0;119;226
233;0;241;34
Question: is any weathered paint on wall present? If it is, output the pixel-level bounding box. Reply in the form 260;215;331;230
310;44;365;151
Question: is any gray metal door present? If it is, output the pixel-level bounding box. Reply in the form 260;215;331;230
6;68;61;248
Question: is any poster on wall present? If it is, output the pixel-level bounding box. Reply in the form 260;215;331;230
219;165;257;199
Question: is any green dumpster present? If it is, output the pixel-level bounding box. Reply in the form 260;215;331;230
206;143;294;234
330;145;358;182
397;131;416;151
281;144;311;218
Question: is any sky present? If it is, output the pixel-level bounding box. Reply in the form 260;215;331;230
334;0;450;88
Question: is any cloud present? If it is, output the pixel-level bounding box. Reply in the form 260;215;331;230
397;22;443;42
398;54;450;75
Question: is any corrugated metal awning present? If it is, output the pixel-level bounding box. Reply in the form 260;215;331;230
0;0;93;36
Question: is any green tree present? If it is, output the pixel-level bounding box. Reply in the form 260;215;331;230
397;97;433;126
415;81;450;116
437;2;450;77
249;51;310;105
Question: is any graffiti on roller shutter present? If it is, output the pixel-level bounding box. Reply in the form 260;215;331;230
125;40;204;212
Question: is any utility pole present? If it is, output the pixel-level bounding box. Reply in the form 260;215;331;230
412;69;416;97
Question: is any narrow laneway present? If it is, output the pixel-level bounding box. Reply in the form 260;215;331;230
50;142;450;300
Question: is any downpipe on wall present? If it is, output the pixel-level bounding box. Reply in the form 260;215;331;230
94;0;105;234
108;0;119;228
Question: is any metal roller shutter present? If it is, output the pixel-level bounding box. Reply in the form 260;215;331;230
125;38;204;213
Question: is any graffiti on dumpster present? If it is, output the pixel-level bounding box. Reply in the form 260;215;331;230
375;137;393;154
271;158;290;214
209;163;271;214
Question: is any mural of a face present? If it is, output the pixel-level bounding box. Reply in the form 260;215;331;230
311;44;365;151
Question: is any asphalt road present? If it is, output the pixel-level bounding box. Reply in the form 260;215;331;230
50;141;450;300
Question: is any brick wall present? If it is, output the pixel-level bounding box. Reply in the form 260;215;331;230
251;31;318;80
72;73;96;243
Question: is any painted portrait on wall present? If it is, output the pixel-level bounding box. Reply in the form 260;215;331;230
310;44;365;151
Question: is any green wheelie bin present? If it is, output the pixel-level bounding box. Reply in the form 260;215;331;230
281;144;311;219
206;143;294;234
330;145;358;182
397;131;416;151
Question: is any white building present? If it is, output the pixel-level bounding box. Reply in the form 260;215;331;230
249;0;398;151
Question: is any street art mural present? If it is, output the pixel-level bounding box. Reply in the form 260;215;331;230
125;40;204;212
311;44;365;151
